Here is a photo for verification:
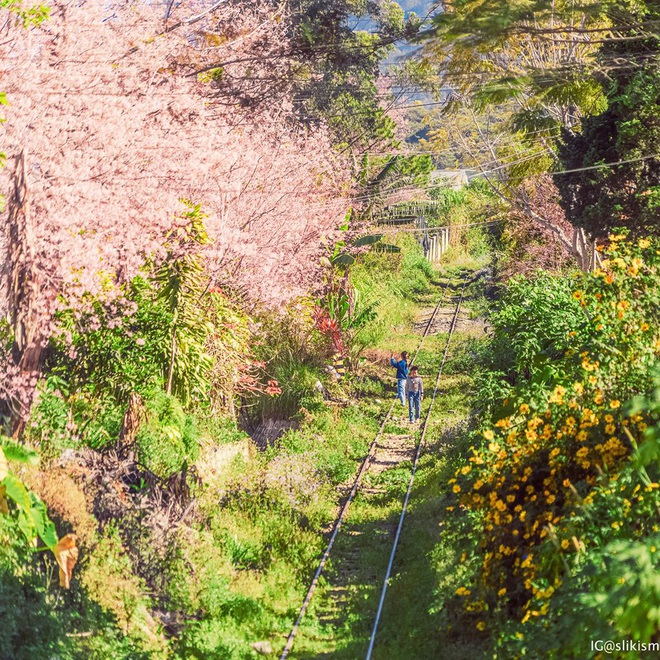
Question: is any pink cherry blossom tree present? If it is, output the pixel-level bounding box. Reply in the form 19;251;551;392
0;0;353;418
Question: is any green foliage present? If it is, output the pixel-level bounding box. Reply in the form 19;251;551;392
557;8;660;238
0;515;66;659
248;300;328;420
349;233;435;350
1;436;39;465
289;0;420;148
257;361;325;419
423;0;609;127
317;276;379;359
51;276;172;403
0;0;50;27
1;436;58;551
360;153;435;224
475;272;585;411
583;535;660;642
155;203;214;404
444;236;660;656
135;390;200;478
50;205;218;409
426;180;499;262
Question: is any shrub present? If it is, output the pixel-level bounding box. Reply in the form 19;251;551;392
135;391;200;478
474;272;585;413
51;277;170;403
445;235;660;652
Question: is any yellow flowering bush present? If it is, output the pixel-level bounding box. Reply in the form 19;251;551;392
447;235;660;655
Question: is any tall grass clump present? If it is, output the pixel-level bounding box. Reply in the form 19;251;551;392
350;233;435;350
429;179;502;267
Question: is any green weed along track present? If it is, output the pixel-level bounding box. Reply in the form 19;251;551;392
285;275;485;659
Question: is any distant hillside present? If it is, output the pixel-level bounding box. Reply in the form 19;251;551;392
399;0;435;16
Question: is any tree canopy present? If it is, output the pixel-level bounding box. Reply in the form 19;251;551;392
556;1;660;238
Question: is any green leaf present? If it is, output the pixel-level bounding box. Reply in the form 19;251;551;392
373;243;401;253
29;494;58;549
3;474;31;511
339;209;352;231
1;438;40;465
331;253;356;266
354;234;383;247
17;509;35;543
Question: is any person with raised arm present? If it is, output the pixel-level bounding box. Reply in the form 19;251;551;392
390;351;409;407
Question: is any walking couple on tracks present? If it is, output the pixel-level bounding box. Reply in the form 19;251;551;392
390;351;424;424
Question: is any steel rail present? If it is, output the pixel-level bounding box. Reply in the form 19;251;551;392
365;276;469;660
279;285;450;660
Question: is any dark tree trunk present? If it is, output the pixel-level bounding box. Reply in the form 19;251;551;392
4;150;50;433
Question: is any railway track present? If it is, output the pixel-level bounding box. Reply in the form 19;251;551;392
279;276;469;660
366;276;468;659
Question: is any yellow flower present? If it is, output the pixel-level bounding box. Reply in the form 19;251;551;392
453;484;461;494
573;382;584;394
612;257;626;269
528;416;543;430
476;621;486;631
549;385;566;404
610;400;621;409
497;587;507;597
455;586;471;596
561;539;570;549
605;424;616;435
488;442;500;453
573;290;583;300
483;429;494;441
639;238;651;249
520;403;530;414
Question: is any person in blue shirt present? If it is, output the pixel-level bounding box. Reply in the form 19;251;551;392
390;351;409;406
